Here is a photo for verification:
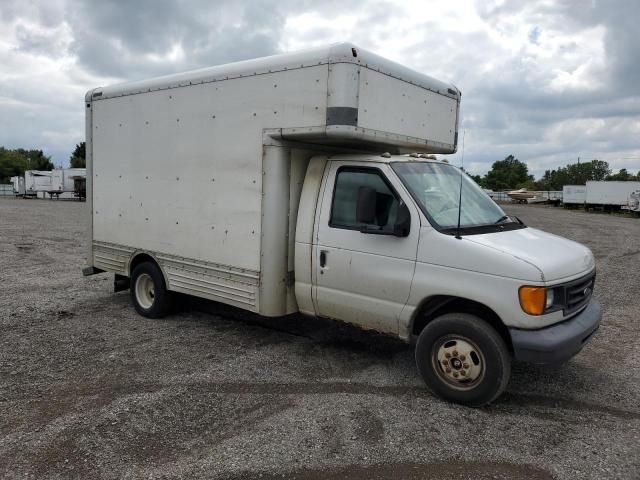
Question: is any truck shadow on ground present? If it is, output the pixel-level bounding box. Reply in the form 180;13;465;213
174;295;640;421
181;294;410;360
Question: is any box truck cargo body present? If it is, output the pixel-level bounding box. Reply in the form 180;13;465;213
85;44;459;315
586;181;640;207
84;44;601;407
562;185;586;205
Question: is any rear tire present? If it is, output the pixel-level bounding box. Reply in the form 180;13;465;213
130;261;173;318
415;313;511;407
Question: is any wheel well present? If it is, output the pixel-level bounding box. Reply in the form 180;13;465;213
128;253;157;277
411;296;512;352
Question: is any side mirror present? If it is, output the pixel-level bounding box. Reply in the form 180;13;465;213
393;202;411;237
356;186;376;224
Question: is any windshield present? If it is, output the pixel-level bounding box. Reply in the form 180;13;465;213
392;161;519;232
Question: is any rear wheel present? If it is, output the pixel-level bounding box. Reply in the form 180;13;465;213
415;313;511;407
130;261;173;318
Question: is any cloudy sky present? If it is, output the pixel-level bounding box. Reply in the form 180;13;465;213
1;0;639;176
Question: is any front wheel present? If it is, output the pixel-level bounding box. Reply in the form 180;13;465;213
415;313;511;407
130;261;173;318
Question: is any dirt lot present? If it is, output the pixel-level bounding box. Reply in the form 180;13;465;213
0;198;638;479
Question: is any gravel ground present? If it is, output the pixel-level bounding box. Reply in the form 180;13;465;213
0;198;638;479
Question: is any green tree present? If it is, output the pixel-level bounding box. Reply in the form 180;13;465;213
22;149;54;171
0;148;28;183
536;159;611;190
482;155;533;190
606;168;635;181
0;147;52;183
588;160;612;181
69;142;86;168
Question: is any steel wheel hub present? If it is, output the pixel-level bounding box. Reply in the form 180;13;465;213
135;273;155;309
433;336;485;390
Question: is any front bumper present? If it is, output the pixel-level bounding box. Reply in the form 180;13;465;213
509;299;601;364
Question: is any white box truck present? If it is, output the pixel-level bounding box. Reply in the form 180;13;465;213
562;185;586;206
586;180;640;207
84;44;600;406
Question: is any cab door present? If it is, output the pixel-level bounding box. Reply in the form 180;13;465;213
312;161;421;334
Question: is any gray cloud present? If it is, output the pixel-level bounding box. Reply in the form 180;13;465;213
63;0;283;78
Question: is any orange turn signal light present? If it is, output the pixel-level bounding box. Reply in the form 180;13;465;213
518;286;546;316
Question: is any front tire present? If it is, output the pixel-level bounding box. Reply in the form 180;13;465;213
415;313;511;407
130;262;173;318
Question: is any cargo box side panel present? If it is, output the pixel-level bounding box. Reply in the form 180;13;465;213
357;68;458;151
586;181;640;205
91;65;328;293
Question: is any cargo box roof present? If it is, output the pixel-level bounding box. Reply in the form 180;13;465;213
87;43;458;102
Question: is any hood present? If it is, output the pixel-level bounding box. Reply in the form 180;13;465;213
466;227;595;282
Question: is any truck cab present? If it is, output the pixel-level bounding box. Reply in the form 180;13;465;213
294;153;600;406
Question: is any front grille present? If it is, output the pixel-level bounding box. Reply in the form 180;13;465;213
563;271;595;315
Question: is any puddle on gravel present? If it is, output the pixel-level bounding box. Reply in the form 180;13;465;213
230;461;554;480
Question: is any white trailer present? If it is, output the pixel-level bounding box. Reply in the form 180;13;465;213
24;170;52;197
627;190;640;212
586;180;640;207
51;168;87;193
562;185;586;205
84;43;601;407
11;176;25;196
51;168;86;198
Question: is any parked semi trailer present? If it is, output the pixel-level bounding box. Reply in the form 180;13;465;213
563;185;587;206
51;168;87;199
24;170;52;198
83;43;600;407
586;180;640;209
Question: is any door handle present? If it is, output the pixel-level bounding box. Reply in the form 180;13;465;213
320;250;327;268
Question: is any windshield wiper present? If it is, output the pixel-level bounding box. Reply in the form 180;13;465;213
494;215;511;224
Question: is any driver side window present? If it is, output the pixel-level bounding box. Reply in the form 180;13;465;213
330;168;399;233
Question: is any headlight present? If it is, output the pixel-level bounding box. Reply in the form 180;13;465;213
545;289;555;309
519;286;561;315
